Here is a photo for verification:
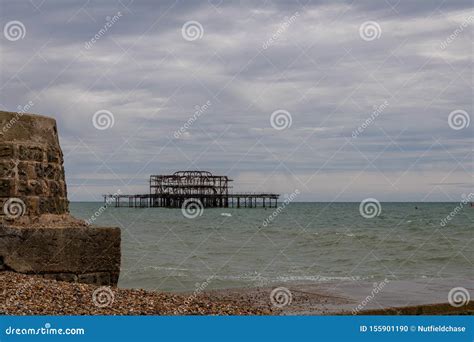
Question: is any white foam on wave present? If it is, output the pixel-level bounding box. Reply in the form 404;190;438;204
212;274;365;283
142;266;190;272
275;275;363;282
335;232;355;237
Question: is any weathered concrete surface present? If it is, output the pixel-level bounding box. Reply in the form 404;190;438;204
0;225;121;285
0;111;121;286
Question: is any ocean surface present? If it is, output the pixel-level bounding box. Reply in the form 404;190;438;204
70;202;473;292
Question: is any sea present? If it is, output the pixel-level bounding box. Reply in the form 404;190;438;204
70;202;473;292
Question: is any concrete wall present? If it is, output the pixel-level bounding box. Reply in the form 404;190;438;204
0;225;121;285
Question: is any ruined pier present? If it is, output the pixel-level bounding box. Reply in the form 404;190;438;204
104;171;280;209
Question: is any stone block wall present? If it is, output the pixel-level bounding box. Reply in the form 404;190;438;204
0;111;121;286
0;111;68;218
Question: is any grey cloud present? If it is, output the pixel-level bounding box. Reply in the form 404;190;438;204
1;0;472;201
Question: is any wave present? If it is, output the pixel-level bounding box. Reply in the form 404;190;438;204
212;274;367;283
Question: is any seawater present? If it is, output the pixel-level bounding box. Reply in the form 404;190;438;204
70;202;473;292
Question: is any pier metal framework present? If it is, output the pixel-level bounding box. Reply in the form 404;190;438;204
150;171;231;208
104;171;279;209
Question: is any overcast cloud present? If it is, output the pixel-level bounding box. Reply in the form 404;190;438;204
1;0;472;201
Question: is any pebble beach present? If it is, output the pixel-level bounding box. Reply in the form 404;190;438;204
0;272;272;315
2;272;472;316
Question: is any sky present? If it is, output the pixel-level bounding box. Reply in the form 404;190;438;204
1;0;472;202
